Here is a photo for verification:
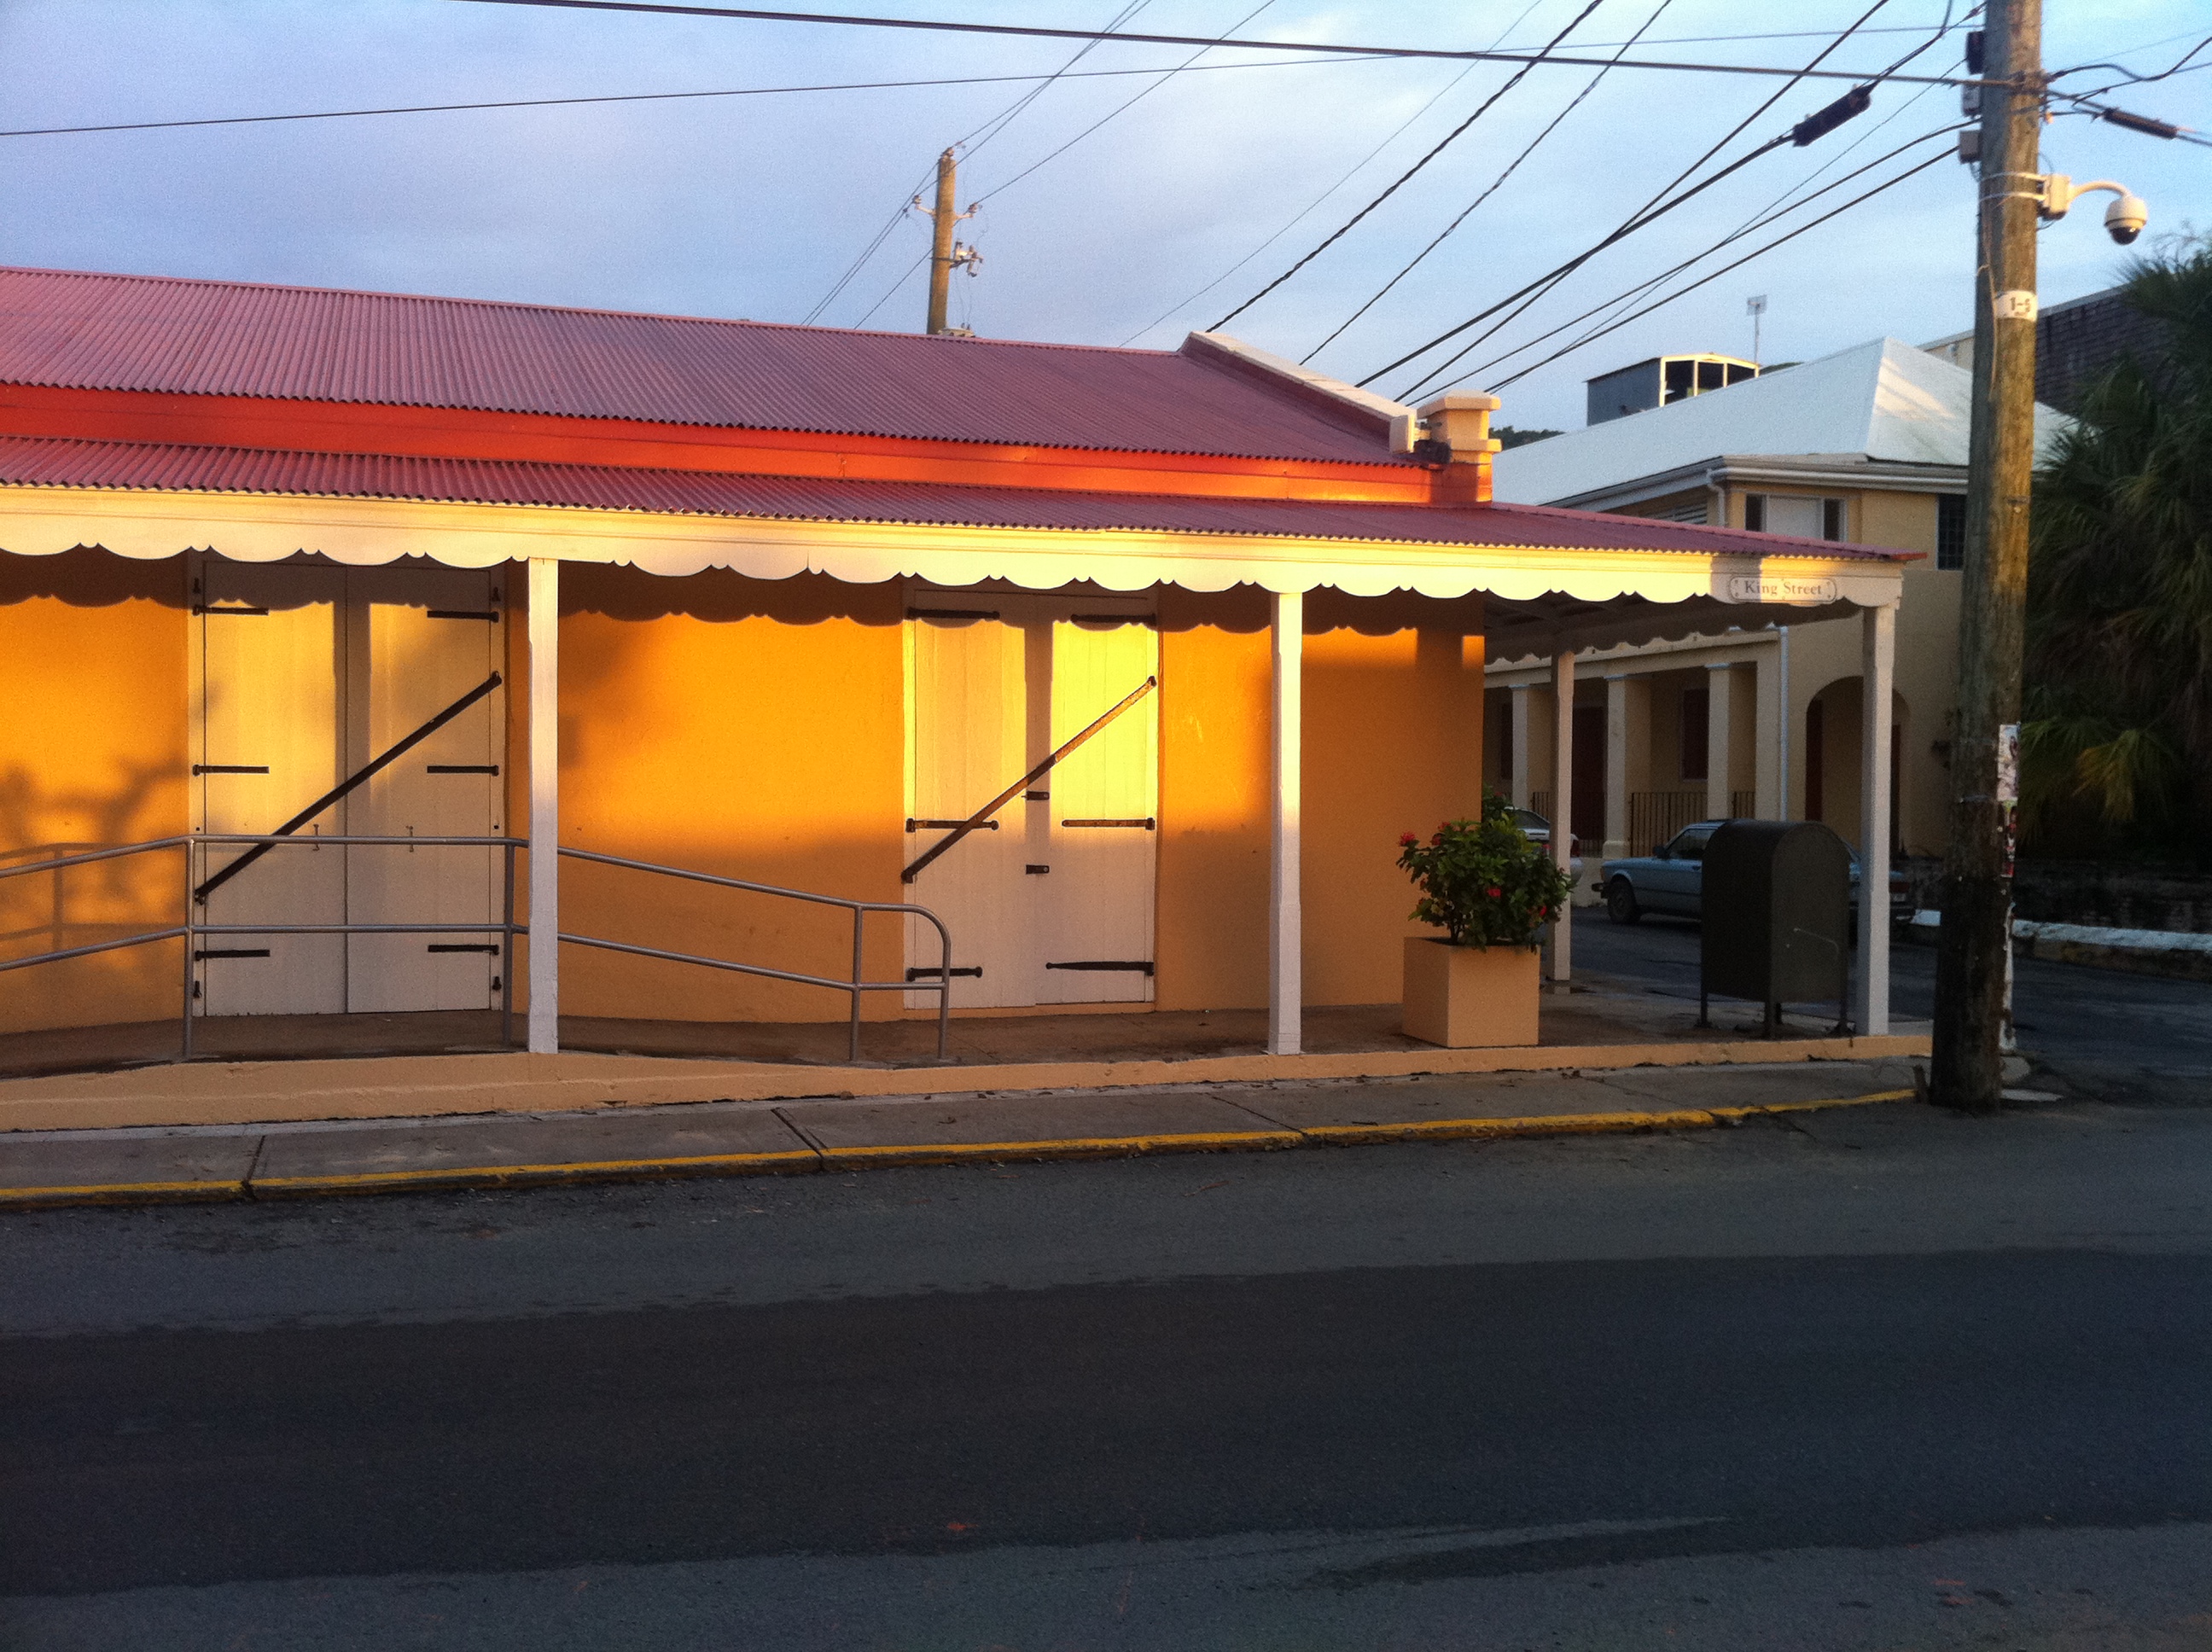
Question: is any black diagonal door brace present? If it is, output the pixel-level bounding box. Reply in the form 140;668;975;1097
194;671;504;905
902;674;1156;885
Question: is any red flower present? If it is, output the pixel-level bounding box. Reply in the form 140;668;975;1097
1430;832;1444;846
1398;832;1418;846
1486;886;1503;899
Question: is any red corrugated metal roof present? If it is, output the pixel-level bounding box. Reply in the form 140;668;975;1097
0;266;1405;465
0;434;1907;560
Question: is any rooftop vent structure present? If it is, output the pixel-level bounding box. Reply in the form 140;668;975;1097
1585;353;1758;426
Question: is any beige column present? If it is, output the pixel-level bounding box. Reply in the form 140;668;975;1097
527;555;560;1056
1548;645;1583;981
1603;672;1650;858
1268;590;1303;1056
1706;662;1735;820
1550;647;1575;983
1857;602;1896;1036
1508;684;1534;810
1752;641;1783;818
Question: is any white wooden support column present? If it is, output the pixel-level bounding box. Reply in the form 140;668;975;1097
1550;644;1575;983
527;556;561;1055
1856;602;1896;1037
1705;662;1736;821
1268;590;1303;1056
1508;685;1533;810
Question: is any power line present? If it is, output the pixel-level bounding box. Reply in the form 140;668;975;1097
804;0;1150;325
1301;0;1677;365
1485;148;1952;393
1458;122;1965;391
450;1;1994;90
1210;0;1610;332
1500;4;1965;375
958;0;1150;157
0;53;1373;140
1373;0;1897;398
852;247;930;327
1116;1;1547;347
974;0;1277;205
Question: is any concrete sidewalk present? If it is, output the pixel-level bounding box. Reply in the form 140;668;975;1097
1;1058;1923;1210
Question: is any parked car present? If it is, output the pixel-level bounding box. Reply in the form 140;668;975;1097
1599;820;1911;927
1507;806;1583;882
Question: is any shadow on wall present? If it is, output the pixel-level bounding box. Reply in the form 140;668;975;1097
0;546;188;611
1;550;190;1033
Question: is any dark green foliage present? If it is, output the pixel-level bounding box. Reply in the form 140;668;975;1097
1494;425;1562;450
2023;236;2212;860
1395;791;1576;948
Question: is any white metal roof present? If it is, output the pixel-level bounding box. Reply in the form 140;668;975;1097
1492;336;2072;506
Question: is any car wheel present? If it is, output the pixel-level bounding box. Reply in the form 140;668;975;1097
1605;878;1641;925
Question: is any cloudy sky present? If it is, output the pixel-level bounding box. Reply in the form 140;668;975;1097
3;1;2204;430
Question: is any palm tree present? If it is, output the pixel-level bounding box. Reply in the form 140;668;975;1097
2023;236;2212;858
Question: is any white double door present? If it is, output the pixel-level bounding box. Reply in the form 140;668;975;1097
905;591;1158;1009
195;560;506;1017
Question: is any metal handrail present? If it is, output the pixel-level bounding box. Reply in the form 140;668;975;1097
558;846;952;1062
0;833;952;1065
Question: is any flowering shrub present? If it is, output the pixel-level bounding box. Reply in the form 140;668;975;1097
1396;791;1577;948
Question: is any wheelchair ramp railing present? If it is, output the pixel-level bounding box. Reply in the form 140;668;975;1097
557;847;952;1062
0;835;952;1066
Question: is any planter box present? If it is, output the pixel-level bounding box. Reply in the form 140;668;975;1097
1401;937;1540;1048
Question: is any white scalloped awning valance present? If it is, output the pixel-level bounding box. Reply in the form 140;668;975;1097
0;484;1903;646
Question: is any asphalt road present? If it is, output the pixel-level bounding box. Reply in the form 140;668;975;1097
7;1075;2212;1649
1573;910;2212;1101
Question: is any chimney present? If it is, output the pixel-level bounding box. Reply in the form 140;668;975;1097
1416;393;1502;503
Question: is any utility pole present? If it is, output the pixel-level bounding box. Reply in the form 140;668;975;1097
920;148;980;335
1933;0;2040;1113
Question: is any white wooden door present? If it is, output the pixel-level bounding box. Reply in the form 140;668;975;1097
196;563;347;1016
195;561;505;1018
1038;614;1158;1004
905;602;1033;1008
344;566;505;1013
905;592;1157;1009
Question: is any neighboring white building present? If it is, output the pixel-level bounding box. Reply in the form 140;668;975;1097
1487;336;2069;880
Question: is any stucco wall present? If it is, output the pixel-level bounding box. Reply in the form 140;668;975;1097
0;550;189;1034
1301;590;1488;1006
2;559;1488;1038
1156;586;1487;1011
545;567;908;1024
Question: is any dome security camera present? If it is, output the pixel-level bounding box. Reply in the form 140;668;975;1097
2105;193;2149;245
2040;175;2148;244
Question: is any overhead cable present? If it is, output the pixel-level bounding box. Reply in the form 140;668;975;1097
1116;0;1546;346
805;0;1150;324
958;0;1150;158
450;0;1995;90
1377;0;1894;399
1485;149;1953;393
975;0;1276;204
1458;123;1967;390
1210;0;1608;332
0;53;1373;140
1301;0;1676;364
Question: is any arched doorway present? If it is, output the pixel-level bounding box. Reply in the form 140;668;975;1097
1804;678;1909;854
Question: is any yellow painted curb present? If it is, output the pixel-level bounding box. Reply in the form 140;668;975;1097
0;1088;1916;1209
808;1127;1303;1170
0;1178;249;1210
247;1147;824;1198
1295;1089;1914;1147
